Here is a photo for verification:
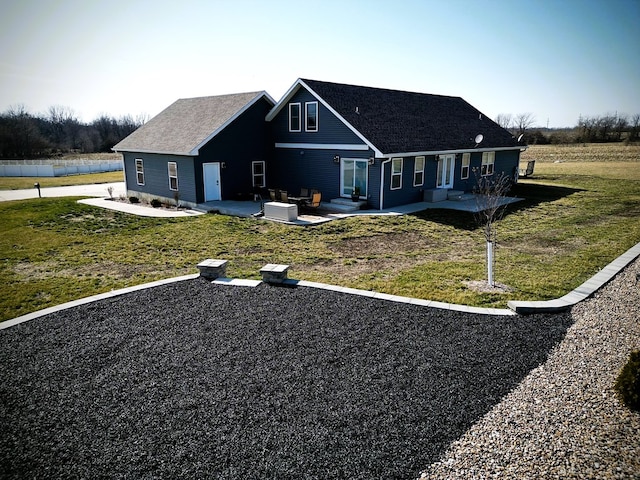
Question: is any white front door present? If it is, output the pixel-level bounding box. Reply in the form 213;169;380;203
203;162;221;201
436;154;455;189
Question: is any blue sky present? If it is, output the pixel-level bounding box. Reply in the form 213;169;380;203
1;0;638;127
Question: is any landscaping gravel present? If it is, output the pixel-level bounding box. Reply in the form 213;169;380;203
419;257;640;479
1;278;572;479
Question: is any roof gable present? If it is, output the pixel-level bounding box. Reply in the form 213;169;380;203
268;79;519;155
113;91;275;156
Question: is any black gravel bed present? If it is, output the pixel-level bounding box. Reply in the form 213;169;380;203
1;279;572;479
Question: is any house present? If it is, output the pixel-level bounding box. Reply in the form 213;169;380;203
265;79;524;210
113;91;275;207
114;79;524;211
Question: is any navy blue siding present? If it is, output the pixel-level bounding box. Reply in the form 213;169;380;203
270;148;376;205
268;86;378;206
381;157;424;209
453;150;520;192
196;97;272;201
271;89;364;145
123;152;195;201
380;149;520;209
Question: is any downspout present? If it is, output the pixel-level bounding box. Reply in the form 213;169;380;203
379;157;391;210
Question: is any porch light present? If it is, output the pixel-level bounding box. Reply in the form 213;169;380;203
221;162;226;169
333;155;340;163
368;157;375;165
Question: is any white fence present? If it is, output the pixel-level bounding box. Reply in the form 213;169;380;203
0;159;123;177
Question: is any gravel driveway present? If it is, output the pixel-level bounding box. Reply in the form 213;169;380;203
1;260;637;479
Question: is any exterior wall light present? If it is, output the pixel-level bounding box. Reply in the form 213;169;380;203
333;155;340;163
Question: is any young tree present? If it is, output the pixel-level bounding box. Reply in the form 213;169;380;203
473;170;513;287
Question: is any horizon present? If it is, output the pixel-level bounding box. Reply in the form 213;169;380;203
2;0;639;129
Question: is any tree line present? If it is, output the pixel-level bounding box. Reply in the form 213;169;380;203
495;112;640;145
0;105;148;158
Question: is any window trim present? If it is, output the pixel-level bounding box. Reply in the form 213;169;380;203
289;102;301;132
305;101;318;132
168;161;178;191
413;156;425;187
461;153;470;180
391;157;403;190
252;160;265;188
135;158;144;185
481;151;495;176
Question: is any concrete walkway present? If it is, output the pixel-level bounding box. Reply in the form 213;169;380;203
78;197;204;217
0;182;126;201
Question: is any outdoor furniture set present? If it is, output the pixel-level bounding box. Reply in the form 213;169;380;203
268;188;321;213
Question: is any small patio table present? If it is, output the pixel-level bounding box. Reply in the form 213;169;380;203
288;196;311;207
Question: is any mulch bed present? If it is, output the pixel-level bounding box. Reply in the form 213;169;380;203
0;279;572;479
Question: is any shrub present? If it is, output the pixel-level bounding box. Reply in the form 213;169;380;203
614;350;640;411
150;198;162;208
129;196;139;203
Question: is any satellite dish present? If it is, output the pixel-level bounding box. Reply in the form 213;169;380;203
474;134;484;144
517;134;524;142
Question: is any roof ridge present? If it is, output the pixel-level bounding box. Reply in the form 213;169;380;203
175;91;266;101
300;78;462;99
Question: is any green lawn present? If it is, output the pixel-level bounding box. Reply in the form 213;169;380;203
1;144;639;322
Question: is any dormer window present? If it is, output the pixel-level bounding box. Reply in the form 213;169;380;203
289;103;301;132
305;101;318;132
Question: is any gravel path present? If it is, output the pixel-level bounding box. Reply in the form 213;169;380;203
419;257;640;479
1;279;571;479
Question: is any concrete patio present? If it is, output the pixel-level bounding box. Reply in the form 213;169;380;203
195;194;523;225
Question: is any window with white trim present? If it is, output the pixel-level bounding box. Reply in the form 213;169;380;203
289;103;301;132
413;156;425;186
461;153;470;179
135;158;144;185
252;161;265;188
305;101;318;132
391;157;403;189
481;152;495;176
168;162;178;191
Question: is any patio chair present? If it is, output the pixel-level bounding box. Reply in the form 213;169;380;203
280;190;289;203
519;160;535;178
304;192;321;212
268;189;276;201
300;187;309;197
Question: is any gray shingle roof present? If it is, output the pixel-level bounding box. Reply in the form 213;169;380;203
300;79;520;155
113;92;271;155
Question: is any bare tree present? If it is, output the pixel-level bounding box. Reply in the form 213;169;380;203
629;114;640;142
597;114;617;141
473;170;513;287
514;113;535;136
2;104;49;157
613;114;628;141
47;105;81;151
495;113;513;130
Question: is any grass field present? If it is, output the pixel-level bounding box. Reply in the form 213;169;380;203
0;171;124;190
1;143;638;322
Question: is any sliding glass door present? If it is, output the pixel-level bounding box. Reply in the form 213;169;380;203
341;159;368;198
